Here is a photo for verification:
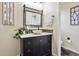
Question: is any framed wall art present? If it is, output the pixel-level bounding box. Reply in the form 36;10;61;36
2;2;14;25
70;5;79;25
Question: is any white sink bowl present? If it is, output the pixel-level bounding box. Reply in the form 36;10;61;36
33;30;42;34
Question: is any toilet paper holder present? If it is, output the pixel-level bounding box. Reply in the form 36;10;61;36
67;37;72;43
67;37;70;40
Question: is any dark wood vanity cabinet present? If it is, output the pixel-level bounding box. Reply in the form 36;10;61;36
20;35;52;56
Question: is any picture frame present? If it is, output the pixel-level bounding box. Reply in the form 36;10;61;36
70;5;79;25
2;2;14;25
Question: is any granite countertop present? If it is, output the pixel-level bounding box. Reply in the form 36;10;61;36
20;32;52;38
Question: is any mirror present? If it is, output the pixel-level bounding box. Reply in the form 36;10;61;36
23;5;43;27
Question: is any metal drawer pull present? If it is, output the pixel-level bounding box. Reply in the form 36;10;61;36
27;49;31;52
48;49;50;52
40;40;42;42
28;42;31;44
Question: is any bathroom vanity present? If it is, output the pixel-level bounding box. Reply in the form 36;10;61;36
20;32;52;56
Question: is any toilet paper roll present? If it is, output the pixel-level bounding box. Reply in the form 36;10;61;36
67;40;72;43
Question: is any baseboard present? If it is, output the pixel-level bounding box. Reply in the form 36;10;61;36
16;54;20;56
52;53;57;56
62;46;79;54
17;53;57;56
16;53;20;56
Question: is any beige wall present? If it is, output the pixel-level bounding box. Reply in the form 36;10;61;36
0;2;23;56
60;2;79;53
42;2;60;55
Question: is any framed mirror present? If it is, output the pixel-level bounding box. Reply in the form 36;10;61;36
23;5;43;27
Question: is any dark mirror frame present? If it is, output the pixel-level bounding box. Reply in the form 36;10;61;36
23;4;43;27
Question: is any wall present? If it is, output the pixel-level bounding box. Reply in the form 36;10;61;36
0;2;23;56
60;2;79;53
22;2;42;10
42;2;60;55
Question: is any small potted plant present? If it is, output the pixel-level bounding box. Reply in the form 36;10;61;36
13;27;33;40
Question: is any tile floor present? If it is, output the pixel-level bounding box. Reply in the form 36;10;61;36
61;47;79;56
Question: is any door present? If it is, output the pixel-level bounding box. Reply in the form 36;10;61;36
39;35;52;56
32;37;40;56
23;38;33;56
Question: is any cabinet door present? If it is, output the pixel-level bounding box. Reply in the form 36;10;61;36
40;35;52;56
32;37;40;56
23;38;33;56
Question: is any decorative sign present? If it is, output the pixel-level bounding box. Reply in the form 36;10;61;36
2;2;14;25
70;5;79;25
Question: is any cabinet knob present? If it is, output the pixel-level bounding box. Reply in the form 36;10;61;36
28;41;31;45
48;49;50;52
27;49;31;52
40;40;42;42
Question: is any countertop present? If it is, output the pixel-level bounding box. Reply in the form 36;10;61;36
20;32;52;38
